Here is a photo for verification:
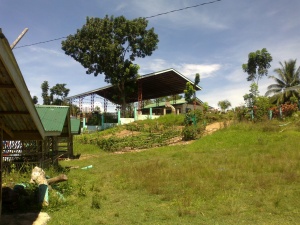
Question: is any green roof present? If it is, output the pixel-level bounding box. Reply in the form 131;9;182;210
36;105;69;132
71;118;81;134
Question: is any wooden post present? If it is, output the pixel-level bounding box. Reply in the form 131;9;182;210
10;28;29;49
0;128;3;218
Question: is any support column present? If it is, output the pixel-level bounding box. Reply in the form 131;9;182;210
91;93;95;112
150;108;152;119
103;98;108;113
138;80;142;115
79;96;83;113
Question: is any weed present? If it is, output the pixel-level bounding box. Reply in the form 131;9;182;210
91;194;101;209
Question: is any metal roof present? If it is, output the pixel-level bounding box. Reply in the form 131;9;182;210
0;30;45;140
66;68;201;104
35;105;70;136
70;118;81;134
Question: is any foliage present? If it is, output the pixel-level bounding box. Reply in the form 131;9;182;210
242;48;273;83
217;99;231;112
61;15;159;113
265;59;300;105
41;81;70;105
41;81;51;105
270;103;298;118
32;96;38;104
50;83;70;105
253;96;271;121
184;82;195;103
182;109;205;141
184;73;200;104
243;83;259;108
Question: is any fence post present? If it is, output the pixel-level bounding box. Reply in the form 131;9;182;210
118;110;121;125
134;107;137;121
150;108;152;119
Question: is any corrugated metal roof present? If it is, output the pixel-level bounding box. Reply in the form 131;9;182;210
0;29;45;140
66;68;202;104
71;118;81;134
35;105;69;133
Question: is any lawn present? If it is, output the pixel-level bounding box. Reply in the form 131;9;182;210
2;120;300;225
43;121;300;225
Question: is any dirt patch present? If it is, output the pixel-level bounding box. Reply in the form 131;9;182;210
203;121;230;136
103;130;140;139
113;121;229;154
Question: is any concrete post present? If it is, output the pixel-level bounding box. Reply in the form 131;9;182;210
118;110;121;125
134;107;137;121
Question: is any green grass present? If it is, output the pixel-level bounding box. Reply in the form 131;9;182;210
4;120;300;224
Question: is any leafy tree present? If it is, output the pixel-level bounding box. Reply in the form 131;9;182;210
50;83;70;105
265;59;300;105
184;73;200;104
243;83;259;108
61;15;159;115
218;100;231;112
32;96;38;104
41;81;70;105
41;81;51;105
242;48;272;84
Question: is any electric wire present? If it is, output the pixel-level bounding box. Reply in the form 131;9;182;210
14;0;222;49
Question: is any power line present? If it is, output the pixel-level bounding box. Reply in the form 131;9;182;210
145;0;221;19
14;0;222;49
14;36;67;49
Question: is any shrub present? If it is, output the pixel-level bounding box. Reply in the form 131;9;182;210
270;103;298;118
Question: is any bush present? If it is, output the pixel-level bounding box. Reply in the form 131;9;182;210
270;103;298;118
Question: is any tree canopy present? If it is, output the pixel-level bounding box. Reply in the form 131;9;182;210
242;48;272;84
61;15;159;113
218;100;231;112
265;59;300;105
184;73;200;104
41;81;70;105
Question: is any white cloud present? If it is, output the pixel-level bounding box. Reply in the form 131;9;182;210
177;63;221;79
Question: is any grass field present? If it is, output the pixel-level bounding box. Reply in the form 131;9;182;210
41;121;300;225
3;119;300;224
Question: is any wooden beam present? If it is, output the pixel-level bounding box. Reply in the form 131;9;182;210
0;84;15;89
0;111;30;115
10;28;29;49
0;122;14;138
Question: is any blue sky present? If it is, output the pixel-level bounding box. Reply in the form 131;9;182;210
1;0;300;110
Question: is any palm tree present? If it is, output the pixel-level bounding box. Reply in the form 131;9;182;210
265;59;300;105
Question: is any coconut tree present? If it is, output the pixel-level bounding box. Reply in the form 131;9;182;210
265;59;300;105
